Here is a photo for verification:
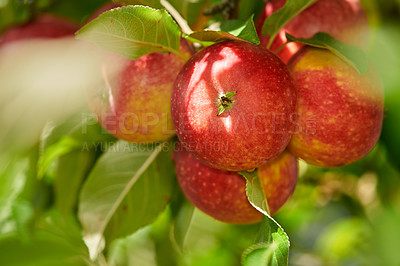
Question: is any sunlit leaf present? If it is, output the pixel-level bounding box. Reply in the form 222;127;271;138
0;157;29;234
115;0;162;9
54;150;96;218
220;15;260;45
0;211;90;266
240;171;290;266
188;15;259;45
78;141;174;260
172;202;195;251
286;32;369;75
10;198;34;241
76;5;184;60
107;227;156;266
150;208;179;266
261;0;317;48
37;137;81;179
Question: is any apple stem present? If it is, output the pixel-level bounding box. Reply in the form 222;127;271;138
217;91;237;116
160;0;193;35
274;41;291;55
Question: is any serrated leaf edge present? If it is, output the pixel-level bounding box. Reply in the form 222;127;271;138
75;5;187;60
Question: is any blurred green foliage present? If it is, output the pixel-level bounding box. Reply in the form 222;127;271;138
0;0;400;265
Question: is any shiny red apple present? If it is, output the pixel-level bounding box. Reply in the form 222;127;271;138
173;143;298;224
171;40;297;171
288;47;383;167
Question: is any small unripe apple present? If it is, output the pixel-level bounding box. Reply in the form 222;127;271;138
173;143;298;224
0;14;78;46
256;0;369;63
171;40;297;171
288;47;383;167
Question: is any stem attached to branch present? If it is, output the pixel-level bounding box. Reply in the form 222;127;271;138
160;0;193;35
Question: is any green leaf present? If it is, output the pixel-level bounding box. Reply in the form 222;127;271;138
239;171;290;266
242;224;290;266
76;5;184;60
54;150;96;218
41;109;116;146
107;227;155;266
220;15;260;45
242;242;275;266
188;15;260;45
37;210;89;251
0;157;30;235
116;0;163;9
0;232;90;266
37;137;81;179
240;170;270;214
286;32;369;75
10;198;34;241
261;0;318;48
0;210;89;266
0;210;90;266
78;141;174;260
187;30;247;44
150;208;179;266
172;201;195;251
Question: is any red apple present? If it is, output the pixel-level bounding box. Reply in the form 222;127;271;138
171;40;297;171
84;2;193;143
256;0;369;63
288;47;383;167
173;143;298;224
0;14;78;46
258;150;298;214
88;40;192;143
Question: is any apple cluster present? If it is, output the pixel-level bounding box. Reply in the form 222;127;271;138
0;0;383;225
86;0;382;224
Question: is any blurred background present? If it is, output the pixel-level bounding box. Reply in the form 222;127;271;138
0;0;400;265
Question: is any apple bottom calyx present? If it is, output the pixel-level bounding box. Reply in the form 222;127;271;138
217;91;237;116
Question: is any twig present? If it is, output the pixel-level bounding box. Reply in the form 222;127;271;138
160;0;193;35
